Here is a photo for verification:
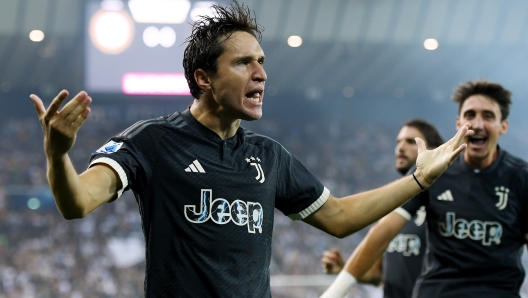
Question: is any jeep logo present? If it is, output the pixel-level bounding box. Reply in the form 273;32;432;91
184;189;263;234
439;212;502;246
387;234;421;256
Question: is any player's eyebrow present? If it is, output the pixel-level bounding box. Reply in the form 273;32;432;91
234;53;266;61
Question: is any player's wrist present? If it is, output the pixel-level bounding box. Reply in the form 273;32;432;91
46;152;67;166
320;270;357;298
46;151;69;165
412;170;430;190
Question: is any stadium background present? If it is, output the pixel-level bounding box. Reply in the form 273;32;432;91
1;0;528;297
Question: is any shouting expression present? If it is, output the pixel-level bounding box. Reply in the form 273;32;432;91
202;31;267;121
456;94;508;169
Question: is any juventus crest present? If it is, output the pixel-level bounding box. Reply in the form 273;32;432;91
246;156;265;183
495;186;509;210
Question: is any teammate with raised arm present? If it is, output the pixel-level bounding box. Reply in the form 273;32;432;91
321;79;525;298
321;119;444;297
29;1;471;296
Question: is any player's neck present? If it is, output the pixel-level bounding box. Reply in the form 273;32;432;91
463;147;498;170
189;99;241;140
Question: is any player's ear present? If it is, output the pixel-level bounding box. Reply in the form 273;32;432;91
194;69;212;92
500;119;509;135
456;115;461;130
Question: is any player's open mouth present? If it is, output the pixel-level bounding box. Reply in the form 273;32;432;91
468;135;487;146
245;90;263;103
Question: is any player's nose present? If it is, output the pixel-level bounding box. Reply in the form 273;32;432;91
252;63;267;82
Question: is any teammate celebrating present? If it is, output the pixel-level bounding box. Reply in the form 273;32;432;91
322;119;444;298
321;79;526;298
29;1;472;296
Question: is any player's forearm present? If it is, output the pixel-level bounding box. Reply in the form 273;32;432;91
356;258;383;285
314;175;421;237
47;154;91;219
357;271;382;286
345;226;392;279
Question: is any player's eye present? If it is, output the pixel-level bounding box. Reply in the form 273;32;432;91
238;59;250;65
483;112;495;120
464;111;475;119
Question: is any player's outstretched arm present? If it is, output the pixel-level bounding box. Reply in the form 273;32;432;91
303;123;471;237
320;212;406;298
31;90;121;219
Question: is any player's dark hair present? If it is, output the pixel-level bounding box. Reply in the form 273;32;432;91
402;118;444;149
183;1;263;99
451;79;512;121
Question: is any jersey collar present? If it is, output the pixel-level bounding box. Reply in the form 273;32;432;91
180;108;245;147
454;145;505;174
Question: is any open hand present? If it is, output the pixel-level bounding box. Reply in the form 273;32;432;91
30;90;92;159
415;122;473;188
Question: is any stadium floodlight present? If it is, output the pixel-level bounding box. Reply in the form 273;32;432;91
158;27;176;48
287;35;302;47
143;26;160;48
143;26;177;48
424;38;439;50
29;30;45;42
89;9;135;54
128;0;191;24
27;198;41;210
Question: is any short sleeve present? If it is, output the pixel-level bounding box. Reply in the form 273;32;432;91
274;146;328;221
88;123;162;200
396;190;428;221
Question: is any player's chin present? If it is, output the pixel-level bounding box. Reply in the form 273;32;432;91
396;159;409;168
466;147;487;159
396;165;410;174
240;108;263;121
242;115;262;121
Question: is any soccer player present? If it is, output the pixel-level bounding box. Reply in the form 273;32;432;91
29;2;472;296
321;119;444;298
321;79;526;298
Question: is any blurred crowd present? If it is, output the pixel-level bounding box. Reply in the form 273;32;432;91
0;104;526;297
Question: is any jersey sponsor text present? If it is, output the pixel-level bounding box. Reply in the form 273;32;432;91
439;212;502;245
387;234;421;256
184;189;264;233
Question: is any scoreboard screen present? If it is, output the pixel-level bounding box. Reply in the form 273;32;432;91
85;0;223;96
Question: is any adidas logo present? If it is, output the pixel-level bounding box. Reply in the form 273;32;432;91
437;190;453;201
185;160;205;173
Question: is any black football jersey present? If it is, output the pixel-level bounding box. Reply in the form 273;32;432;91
399;148;528;298
383;206;426;298
89;109;328;297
